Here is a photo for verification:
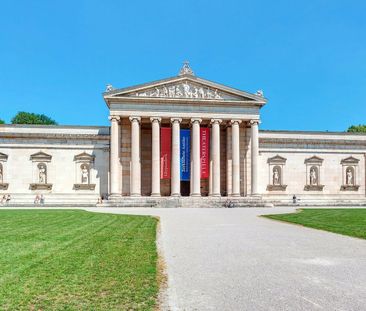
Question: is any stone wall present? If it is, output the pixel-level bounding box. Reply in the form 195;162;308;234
259;130;366;200
0;124;110;204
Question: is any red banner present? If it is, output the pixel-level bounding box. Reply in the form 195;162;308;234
160;127;171;179
200;127;210;179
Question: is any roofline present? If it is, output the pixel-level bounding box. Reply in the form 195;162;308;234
259;129;366;136
102;74;267;107
0;124;109;129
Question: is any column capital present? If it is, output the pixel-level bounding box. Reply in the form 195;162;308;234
250;119;261;126
230;119;242;125
129;116;141;123
171;118;182;124
191;118;202;124
150;117;162;123
109;115;120;122
210;119;222;125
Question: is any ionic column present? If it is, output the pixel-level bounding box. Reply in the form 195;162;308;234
150;117;161;197
129;116;141;196
191;118;202;197
231;120;242;197
210;119;222;196
226;126;232;196
171;118;182;196
251;120;260;196
109;116;121;197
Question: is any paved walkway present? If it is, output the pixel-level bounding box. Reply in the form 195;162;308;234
87;207;366;311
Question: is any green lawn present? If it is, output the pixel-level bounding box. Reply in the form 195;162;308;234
0;210;159;310
264;208;366;239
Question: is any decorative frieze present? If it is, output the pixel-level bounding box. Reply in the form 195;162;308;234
131;81;224;100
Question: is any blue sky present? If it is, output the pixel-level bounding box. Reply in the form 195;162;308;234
0;0;365;131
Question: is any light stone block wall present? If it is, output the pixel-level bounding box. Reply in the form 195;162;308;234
259;130;366;200
0;125;110;203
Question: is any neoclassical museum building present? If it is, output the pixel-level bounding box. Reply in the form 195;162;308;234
0;63;365;206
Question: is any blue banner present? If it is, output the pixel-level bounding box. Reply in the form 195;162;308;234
180;129;191;181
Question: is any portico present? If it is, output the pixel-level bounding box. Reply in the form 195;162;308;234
103;63;266;199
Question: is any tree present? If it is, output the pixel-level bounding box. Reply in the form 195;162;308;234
11;112;57;125
347;125;366;133
0;119;4;124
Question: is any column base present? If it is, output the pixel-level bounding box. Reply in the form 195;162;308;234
108;194;122;200
171;193;181;197
130;193;141;197
190;193;201;197
251;193;262;198
231;193;241;197
150;193;161;197
209;193;221;197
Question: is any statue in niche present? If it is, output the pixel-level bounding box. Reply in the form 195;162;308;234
273;167;280;185
81;164;89;184
38;164;47;184
309;167;318;185
346;168;354;186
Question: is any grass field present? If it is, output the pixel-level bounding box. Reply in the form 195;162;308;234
264;208;366;239
0;210;159;310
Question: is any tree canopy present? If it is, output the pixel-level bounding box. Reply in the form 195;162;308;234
347;125;366;133
11;112;57;125
0;119;4;124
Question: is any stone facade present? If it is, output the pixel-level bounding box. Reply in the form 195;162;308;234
0;64;365;205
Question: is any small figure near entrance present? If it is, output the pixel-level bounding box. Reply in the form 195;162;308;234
225;200;234;208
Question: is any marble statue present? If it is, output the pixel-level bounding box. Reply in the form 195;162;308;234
133;82;225;100
256;90;264;97
273;167;280;185
168;85;176;97
346;168;353;186
175;85;183;97
81;165;89;184
39;164;46;184
179;61;195;76
183;82;192;98
105;84;114;92
310;167;317;185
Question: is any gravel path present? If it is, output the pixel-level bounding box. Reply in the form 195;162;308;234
86;207;366;310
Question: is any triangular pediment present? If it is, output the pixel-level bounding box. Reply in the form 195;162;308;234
0;152;8;161
30;151;52;162
341;156;359;164
74;152;95;162
104;75;266;104
304;155;324;164
267;155;287;164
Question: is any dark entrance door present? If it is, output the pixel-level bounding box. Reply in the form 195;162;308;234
181;181;190;196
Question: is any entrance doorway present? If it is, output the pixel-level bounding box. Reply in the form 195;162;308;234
181;181;190;196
